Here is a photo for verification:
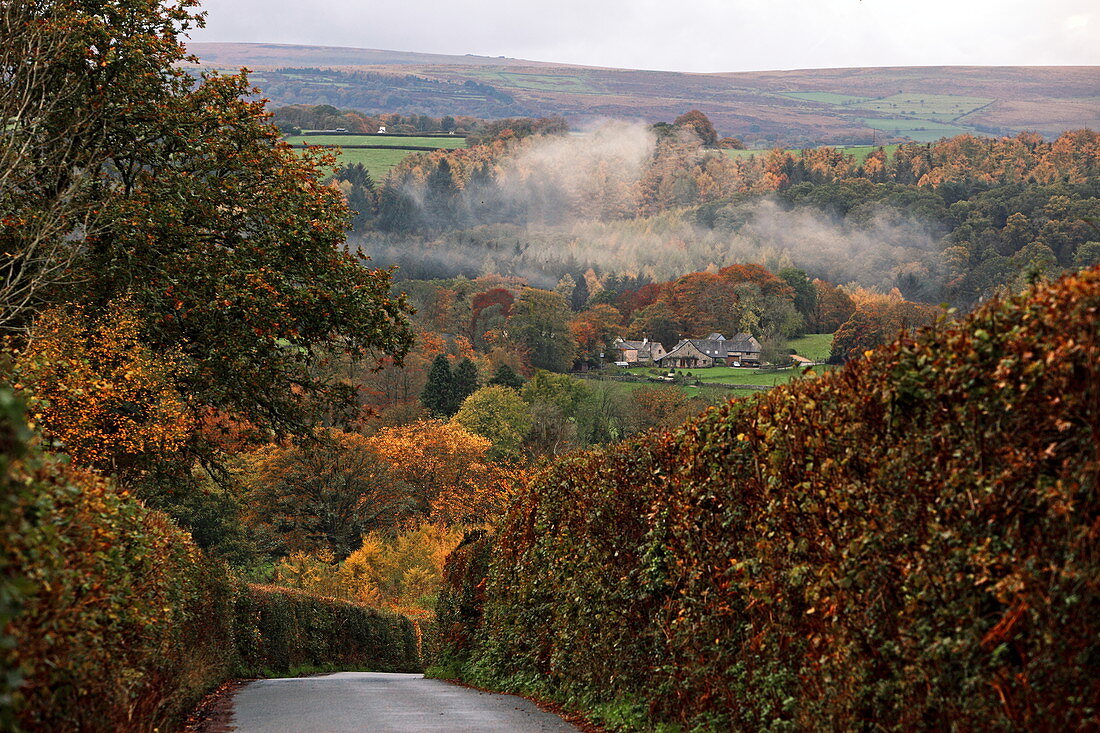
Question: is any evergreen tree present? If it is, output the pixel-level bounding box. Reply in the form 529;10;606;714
488;363;525;390
338;163;377;231
450;358;480;413
424;159;458;230
570;275;590;311
421;355;454;416
377;181;419;233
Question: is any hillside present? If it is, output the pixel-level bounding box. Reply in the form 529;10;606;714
189;43;1100;145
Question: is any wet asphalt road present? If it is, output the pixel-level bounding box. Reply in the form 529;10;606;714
228;671;579;732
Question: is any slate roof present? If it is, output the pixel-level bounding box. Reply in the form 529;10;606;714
615;338;664;360
661;333;762;362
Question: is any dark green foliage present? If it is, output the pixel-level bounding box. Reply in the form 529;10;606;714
0;386;31;729
435;531;491;664
487;363;524;390
377;181;420;232
423;159;459;230
451;358;480;410
508;288;577;373
778;266;817;325
440;268;1100;730
335;162;378;230
421;354;455;417
235;585;420;676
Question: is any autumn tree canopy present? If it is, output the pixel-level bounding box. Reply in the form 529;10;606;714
5;0;414;474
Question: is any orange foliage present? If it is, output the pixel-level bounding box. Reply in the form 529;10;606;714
368;419;515;524
569;304;622;360
16;303;192;469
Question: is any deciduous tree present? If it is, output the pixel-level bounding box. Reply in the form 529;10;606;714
453;385;532;461
240;429;406;559
507;288;577;372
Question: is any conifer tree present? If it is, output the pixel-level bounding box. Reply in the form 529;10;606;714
451;358;480;413
488;363;525;390
421;355;454;416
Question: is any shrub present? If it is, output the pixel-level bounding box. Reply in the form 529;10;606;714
439;268;1100;730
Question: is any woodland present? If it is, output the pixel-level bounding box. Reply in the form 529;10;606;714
0;1;1097;731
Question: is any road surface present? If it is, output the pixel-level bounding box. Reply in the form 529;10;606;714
228;671;579;732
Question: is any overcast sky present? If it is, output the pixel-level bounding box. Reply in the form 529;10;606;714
190;0;1098;73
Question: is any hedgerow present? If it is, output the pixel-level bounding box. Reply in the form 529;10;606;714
0;393;422;732
439;267;1100;730
235;584;419;675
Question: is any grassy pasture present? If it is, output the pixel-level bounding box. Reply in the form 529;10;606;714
777;91;872;105
464;69;598;93
285;134;467;149
787;333;834;361
721;144;899;163
285;134;467;179
853;93;992;121
623;364;834;387
860;117;973;142
288;146;417;180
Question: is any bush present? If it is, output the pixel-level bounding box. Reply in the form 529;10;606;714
439;268;1100;730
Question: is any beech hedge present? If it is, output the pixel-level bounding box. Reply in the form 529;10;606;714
1;395;420;732
439;268;1100;730
235;584;419;675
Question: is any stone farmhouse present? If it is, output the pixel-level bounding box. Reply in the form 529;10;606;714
612;337;667;366
657;333;762;369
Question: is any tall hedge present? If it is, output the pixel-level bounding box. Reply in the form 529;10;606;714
439;268;1100;730
1;400;421;731
235;584;419;675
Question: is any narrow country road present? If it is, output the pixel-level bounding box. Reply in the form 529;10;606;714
227;671;579;732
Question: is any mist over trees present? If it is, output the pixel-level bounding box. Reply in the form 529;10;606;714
344;117;1099;310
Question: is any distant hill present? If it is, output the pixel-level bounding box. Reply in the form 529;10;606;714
189;43;1100;146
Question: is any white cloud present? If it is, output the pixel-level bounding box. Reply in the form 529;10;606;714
191;0;1100;72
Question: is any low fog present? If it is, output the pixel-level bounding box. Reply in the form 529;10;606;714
353;121;943;293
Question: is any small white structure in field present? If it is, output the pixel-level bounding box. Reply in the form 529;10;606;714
377;125;387;134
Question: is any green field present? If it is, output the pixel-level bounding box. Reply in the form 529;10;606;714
853;93;992;122
464;69;598;93
860;118;973;142
286;146;417;180
284;134;467;149
624;364;833;387
285;134;467;179
787;333;834;361
777;91;872;105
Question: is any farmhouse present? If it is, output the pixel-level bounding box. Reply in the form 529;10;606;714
612;337;667;366
657;333;762;369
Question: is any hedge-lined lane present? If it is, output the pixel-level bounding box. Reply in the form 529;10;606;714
1;410;421;732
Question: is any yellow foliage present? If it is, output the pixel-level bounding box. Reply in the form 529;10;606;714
272;523;464;616
368;419;515;523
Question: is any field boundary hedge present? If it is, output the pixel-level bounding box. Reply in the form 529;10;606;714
438;268;1100;730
